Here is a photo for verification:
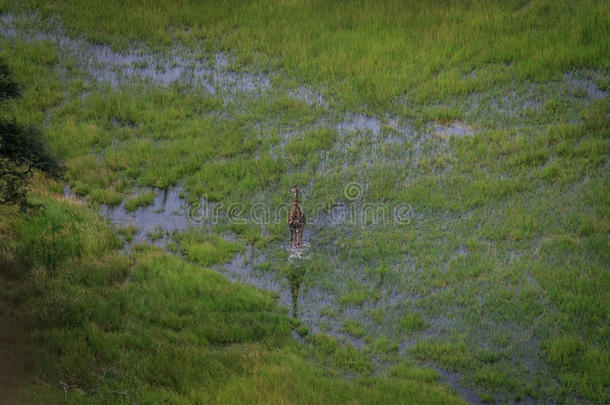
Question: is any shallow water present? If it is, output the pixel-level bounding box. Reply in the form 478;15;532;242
0;13;270;95
8;9;496;400
434;122;473;137
289;86;328;108
64;182;484;400
63;185;194;247
218;241;369;349
337;113;382;135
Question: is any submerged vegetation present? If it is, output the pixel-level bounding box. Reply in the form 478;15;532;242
0;0;608;404
1;191;464;404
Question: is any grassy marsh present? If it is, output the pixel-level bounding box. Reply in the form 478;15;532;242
0;1;608;404
4;0;608;109
1;191;465;404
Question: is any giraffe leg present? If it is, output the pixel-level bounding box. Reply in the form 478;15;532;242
297;230;302;252
290;229;294;249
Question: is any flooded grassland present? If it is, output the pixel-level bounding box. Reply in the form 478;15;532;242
2;11;608;404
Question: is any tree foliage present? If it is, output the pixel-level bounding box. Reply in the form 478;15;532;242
0;59;61;209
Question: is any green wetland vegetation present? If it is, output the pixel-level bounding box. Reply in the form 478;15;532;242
0;1;608;404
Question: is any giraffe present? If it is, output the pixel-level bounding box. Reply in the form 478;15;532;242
288;185;306;252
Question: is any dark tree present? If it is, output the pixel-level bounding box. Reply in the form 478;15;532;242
0;59;61;209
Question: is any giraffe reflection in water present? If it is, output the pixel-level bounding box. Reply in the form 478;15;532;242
287;260;306;317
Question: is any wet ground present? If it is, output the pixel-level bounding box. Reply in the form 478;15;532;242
0;14;270;95
63;181;483;402
94;186;192;247
6;11;607;404
2;12;500;402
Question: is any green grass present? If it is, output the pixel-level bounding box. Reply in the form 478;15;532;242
0;2;608;403
542;336;610;401
410;338;476;371
89;187;123;206
387;362;441;384
117;223;137;243
174;230;242;267
0;192;464;404
123;191;154;211
5;0;609;109
342;319;366;339
145;226;164;242
399;313;429;334
285;128;338;167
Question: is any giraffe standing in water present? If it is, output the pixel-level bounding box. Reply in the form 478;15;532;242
289;185;306;252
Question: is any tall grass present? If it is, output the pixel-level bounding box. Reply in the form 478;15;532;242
5;0;609;109
0;192;465;404
0;1;608;403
